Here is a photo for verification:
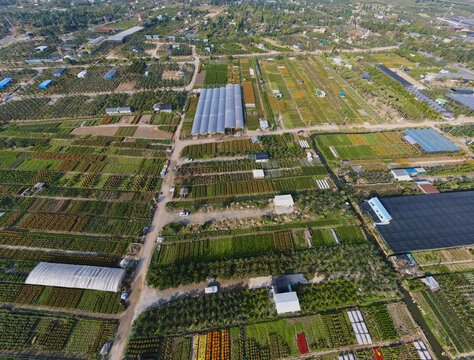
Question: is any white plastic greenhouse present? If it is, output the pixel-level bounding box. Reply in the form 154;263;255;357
25;262;126;292
191;84;245;135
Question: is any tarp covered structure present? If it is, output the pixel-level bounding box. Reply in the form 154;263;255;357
26;262;126;292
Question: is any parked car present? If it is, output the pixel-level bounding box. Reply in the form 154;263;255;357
184;158;193;162
179;211;189;216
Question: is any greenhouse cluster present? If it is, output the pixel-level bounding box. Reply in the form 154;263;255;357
191;84;245;135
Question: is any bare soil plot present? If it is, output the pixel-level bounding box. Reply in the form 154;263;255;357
162;71;182;80
195;71;206;87
139;114;153;124
132;126;173;139
119;116;135;124
71;126;121;136
116;81;136;92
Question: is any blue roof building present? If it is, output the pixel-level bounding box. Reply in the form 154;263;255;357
0;78;13;89
105;70;117;79
39;80;52;89
367;197;392;224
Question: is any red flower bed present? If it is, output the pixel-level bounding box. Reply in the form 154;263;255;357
373;348;384;360
297;333;308;354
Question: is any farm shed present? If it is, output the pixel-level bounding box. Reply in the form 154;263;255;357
366;197;392;224
191;84;244;135
105;70;117;79
421;276;440;291
52;68;66;77
391;169;412;182
105;107;133;115
274;194;294;214
450;88;473;94
403;128;460;153
77;70;87;78
252;169;265;179
39;80;52;89
0;77;13;89
373;191;474;252
259;120;269;130
25;262;126;292
273;292;300;314
339;354;355;360
107;26;144;42
253;152;269;163
89;36;106;45
205;285;218;294
153;103;173;112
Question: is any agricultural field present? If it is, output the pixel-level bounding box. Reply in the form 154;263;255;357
127;302;402;359
175;134;332;200
314;131;422;162
0;90;188;121
258;57;377;128
20;62;193;96
413;272;474;357
367;53;414;68
0;119;170;323
0;308;117;357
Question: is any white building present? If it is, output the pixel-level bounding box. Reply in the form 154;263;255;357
205;285;218;294
252;169;265;179
77;70;87;78
274;194;294;214
273;292;301;314
391;169;412;182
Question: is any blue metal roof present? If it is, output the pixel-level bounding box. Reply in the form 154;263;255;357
403;128;460;153
0;78;13;88
368;197;392;223
39;80;52;88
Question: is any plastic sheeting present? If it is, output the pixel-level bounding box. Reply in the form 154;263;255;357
25;262;126;292
192;85;245;135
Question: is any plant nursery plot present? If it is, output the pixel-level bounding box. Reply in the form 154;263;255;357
0;308;117;356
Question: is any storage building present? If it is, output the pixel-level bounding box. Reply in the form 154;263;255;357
89;36;106;45
367;197;392;224
273;292;300;314
252;169;265;179
0;77;13;89
107;26;144;42
25;262;126;292
254;152;269;163
153;103;173;112
77;70;87;78
274;194;294;214
391;169;412;182
39;80;52;89
105;107;133;115
52;68;66;77
105;70;117;79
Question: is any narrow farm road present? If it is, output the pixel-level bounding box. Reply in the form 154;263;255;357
0;304;120;319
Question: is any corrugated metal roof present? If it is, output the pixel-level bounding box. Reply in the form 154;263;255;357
368;197;392;223
107;26;144;42
26;262;126;292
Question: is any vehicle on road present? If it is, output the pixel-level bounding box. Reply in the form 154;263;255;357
179;211;189;216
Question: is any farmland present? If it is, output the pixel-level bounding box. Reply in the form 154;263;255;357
0;116;171;355
413;272;474;357
257;57;378;128
129;300;403;359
